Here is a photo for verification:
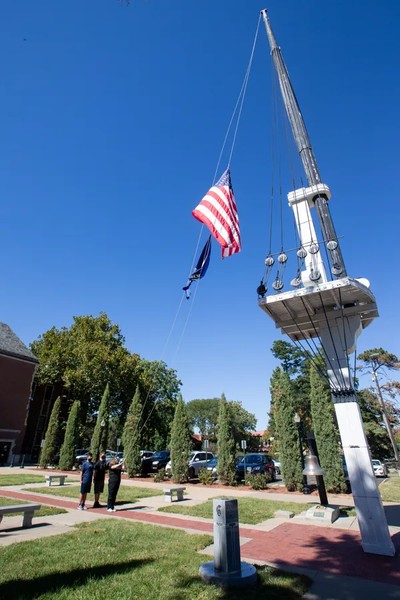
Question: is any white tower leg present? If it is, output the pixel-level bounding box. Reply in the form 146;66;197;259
320;319;395;556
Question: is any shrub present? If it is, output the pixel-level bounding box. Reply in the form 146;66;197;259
245;473;271;490
198;468;214;485
153;468;166;483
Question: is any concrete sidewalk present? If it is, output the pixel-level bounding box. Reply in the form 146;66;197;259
1;468;400;599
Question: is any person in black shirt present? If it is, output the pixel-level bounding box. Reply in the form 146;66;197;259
107;456;124;512
92;451;108;508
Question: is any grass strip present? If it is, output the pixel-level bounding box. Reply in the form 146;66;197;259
0;474;48;486
0;497;67;518
28;484;162;504
159;497;312;524
0;519;310;599
379;475;400;503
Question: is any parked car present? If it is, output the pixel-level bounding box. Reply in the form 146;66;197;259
372;459;388;477
235;453;276;481
141;450;170;474
206;456;219;479
140;450;154;459
272;458;281;475
166;451;215;479
105;451;124;463
75;449;90;466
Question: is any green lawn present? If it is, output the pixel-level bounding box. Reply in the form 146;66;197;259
0;519;310;599
380;475;400;503
0;474;48;486
0;497;67;518
28;484;162;504
159;497;312;524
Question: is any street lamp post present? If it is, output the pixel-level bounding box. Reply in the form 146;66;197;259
370;355;400;464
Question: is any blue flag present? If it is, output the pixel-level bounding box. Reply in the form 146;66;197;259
183;235;212;299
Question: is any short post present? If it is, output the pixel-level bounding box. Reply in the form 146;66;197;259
199;498;256;588
20;454;25;469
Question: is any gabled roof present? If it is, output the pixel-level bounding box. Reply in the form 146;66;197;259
0;323;38;364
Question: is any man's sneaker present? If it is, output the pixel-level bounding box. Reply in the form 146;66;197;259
82;505;88;510
77;505;83;510
92;503;100;509
107;508;113;512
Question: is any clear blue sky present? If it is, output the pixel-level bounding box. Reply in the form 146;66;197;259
1;1;399;428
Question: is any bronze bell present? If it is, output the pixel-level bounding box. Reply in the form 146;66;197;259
302;454;324;477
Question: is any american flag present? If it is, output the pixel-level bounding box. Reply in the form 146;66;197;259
192;169;241;258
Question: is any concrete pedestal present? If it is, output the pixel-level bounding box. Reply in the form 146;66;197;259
305;504;340;524
199;561;257;588
199;498;257;589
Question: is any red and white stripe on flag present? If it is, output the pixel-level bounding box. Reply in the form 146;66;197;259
192;169;241;259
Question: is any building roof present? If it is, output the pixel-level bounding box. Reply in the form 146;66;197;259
0;323;38;364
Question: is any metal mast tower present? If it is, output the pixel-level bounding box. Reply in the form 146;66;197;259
260;9;394;556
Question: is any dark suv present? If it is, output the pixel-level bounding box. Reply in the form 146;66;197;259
141;450;170;474
235;453;276;481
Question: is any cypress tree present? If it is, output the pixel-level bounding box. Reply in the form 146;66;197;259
310;364;347;493
40;397;62;468
271;368;304;491
122;385;143;477
170;395;192;483
91;383;111;461
58;401;80;470
217;394;236;485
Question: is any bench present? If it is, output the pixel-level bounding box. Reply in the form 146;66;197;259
45;475;68;486
163;486;186;503
0;503;41;528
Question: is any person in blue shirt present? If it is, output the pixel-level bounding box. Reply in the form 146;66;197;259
78;453;94;510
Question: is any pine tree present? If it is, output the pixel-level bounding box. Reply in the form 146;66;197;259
310;365;347;493
40;397;62;468
170;395;192;483
271;368;304;491
217;394;236;485
122;386;143;477
58;401;80;470
91;383;111;461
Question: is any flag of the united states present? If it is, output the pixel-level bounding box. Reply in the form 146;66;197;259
192;169;241;258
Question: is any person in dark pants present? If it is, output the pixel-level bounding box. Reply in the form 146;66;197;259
78;453;94;510
93;451;108;508
107;457;124;512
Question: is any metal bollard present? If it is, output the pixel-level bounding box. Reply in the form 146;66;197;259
199;498;257;588
213;499;241;573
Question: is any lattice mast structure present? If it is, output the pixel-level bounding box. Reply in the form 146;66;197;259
260;9;394;556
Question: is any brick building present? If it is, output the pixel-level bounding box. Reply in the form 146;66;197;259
0;323;38;464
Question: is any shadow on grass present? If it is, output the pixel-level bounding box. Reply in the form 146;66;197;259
0;558;153;599
171;569;309;600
